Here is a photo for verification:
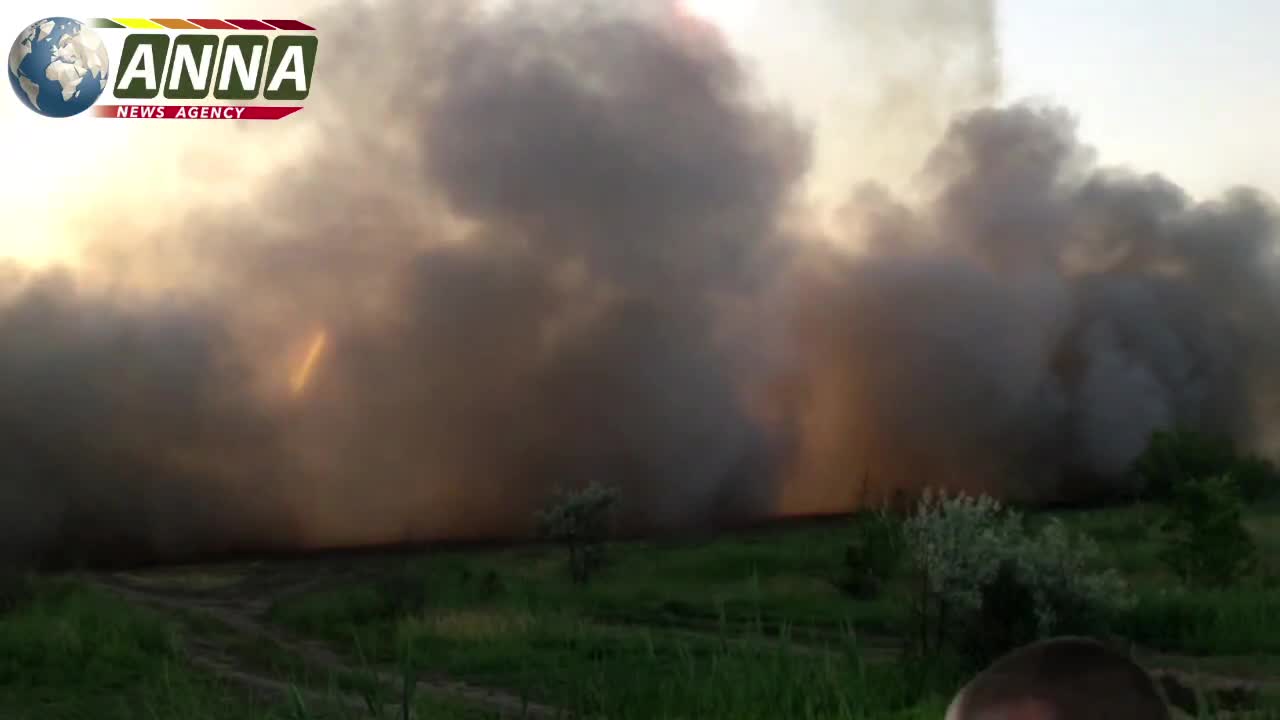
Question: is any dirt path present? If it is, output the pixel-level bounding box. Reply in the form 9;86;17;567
91;572;562;719
92;564;1280;719
167;635;393;719
1139;649;1280;718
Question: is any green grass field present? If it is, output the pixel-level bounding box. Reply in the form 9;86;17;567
0;581;293;720
263;500;1280;718
4;499;1279;718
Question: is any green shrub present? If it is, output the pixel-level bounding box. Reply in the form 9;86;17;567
1161;474;1258;587
1016;518;1131;637
838;509;904;598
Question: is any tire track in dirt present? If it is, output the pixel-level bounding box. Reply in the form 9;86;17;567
91;574;562;719
587;612;902;661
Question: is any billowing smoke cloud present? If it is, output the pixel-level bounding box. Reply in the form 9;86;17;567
776;105;1280;512
3;0;808;562
1;0;1277;565
0;267;300;564
274;0;808;544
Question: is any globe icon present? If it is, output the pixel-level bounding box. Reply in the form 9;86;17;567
8;18;110;118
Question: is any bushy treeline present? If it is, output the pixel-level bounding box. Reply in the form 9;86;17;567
1134;428;1278;502
841;426;1270;670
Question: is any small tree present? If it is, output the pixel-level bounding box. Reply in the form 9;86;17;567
536;483;619;585
1161;474;1257;587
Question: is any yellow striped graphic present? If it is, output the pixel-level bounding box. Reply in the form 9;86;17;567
112;18;165;29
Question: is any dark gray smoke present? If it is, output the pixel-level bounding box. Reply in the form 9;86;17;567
276;0;808;544
776;105;1280;512
4;0;808;561
1;0;1277;563
0;267;300;564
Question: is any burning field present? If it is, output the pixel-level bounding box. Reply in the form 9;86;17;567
2;0;1279;566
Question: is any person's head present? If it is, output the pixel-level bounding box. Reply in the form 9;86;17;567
945;637;1171;720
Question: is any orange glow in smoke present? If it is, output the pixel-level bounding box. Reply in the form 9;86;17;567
291;330;329;396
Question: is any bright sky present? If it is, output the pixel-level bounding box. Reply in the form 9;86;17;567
2;1;1277;267
0;0;318;267
696;0;1280;209
1000;0;1280;202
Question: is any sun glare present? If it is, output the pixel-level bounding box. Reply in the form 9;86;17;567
677;0;757;33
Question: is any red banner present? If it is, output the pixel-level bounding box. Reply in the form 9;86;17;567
93;105;303;120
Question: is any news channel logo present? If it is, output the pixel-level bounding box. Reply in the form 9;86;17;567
9;16;317;120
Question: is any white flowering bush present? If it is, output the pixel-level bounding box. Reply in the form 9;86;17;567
902;489;1131;662
903;490;1021;652
1016;518;1133;634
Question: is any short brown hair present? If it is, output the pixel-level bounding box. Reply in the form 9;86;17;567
945;637;1170;720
